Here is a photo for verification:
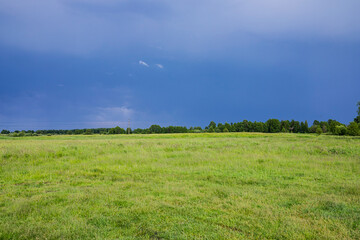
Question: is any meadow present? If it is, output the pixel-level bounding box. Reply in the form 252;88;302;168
0;133;359;239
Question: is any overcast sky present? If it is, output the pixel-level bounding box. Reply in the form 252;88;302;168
1;0;360;130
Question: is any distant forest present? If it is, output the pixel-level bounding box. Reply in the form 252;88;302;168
2;102;360;137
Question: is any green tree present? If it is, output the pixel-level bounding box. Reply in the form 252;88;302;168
208;126;215;133
1;129;10;134
304;120;309;133
328;119;342;133
354;101;360;123
224;122;231;132
334;125;347;135
313;120;320;126
266;119;281;133
347;122;360;136
84;129;92;135
149;125;162;134
223;128;229;132
217;123;225;132
253;121;265;132
109;126;125;134
300;122;305;133
316;127;323;135
208;121;217;129
300;121;309;133
75;129;83;135
281;120;290;132
309;125;319;133
319;121;329;133
289;120;300;133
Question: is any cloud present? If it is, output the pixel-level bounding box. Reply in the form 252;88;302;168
0;0;359;56
156;64;164;69
139;60;149;67
95;106;134;122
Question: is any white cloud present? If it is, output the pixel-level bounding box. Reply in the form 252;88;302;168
156;64;164;69
139;60;149;67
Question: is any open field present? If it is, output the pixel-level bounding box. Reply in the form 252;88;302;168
0;133;359;239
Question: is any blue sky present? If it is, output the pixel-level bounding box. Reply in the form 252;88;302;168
0;0;360;130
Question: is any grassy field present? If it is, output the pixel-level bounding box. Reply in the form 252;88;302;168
0;133;359;239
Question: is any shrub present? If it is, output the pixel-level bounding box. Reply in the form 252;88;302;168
316;127;323;135
334;125;347;135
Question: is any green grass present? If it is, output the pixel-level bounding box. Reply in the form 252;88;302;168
0;133;359;239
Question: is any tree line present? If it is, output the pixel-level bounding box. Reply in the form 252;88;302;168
2;102;360;137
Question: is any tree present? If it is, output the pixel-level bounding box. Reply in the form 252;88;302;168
242;120;251;132
223;128;229;132
304;120;309;133
313;120;320;126
309;125;318;133
316;127;323;135
224;122;231;132
281;120;290;132
84;129;92;135
208;126;215;133
289;120;300;133
300;121;309;133
292;121;300;133
328;120;341;133
334;125;347;135
109;126;125;134
253;121;265;132
149;125;162;134
208;121;216;129
133;128;144;134
319;121;329;133
266;119;281;133
354;116;360;124
354;101;360;123
75;129;83;135
217;123;225;132
347;122;360;136
1;129;10;134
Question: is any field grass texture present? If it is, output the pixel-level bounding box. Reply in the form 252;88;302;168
0;133;359;239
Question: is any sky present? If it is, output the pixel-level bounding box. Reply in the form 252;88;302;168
0;0;360;130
